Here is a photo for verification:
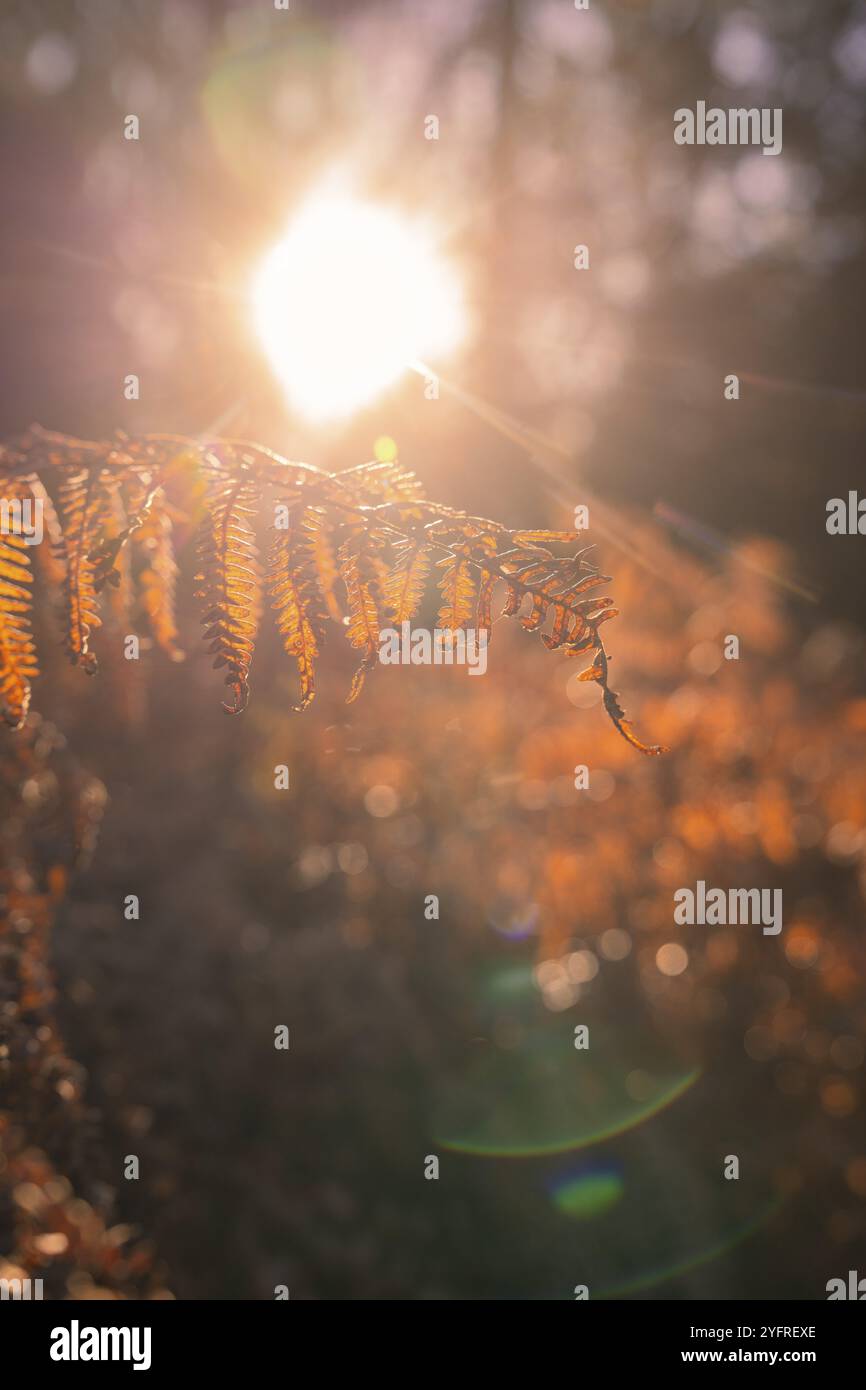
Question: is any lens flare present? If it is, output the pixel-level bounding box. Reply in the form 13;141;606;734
549;1163;624;1220
595;1192;786;1299
434;963;700;1157
251;186;466;423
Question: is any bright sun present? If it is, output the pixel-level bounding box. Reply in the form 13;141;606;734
251;188;466;424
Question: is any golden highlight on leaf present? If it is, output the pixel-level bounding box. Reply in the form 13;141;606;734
55;467;115;674
194;464;261;714
134;503;183;661
269;510;329;711
340;533;382;704
436;553;477;632
0;428;665;752
385;541;431;625
0;493;38;728
307;508;343;623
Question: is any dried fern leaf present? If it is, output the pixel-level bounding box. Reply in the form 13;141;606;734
1;428;665;754
268;512;329;711
90;474;162;594
511;529;582;545
520;593;549;632
601;678;665;755
0;490;38;728
339;533;382;703
27;477;66;588
559;629;597;658
384;541;431;624
194;467;260;714
436;553;477;631
96;487;136;631
55;467;117;674
502;583;524;618
305;508;343;622
134;503;183;661
541;603;574;650
475;569;497;638
338;459;426;505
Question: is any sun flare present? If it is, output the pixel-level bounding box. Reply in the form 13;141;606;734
251;188;466;423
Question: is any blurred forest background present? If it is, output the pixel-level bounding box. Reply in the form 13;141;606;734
2;0;866;1299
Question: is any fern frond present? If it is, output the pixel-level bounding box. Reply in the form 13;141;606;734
0;428;665;753
594;646;664;756
511;529;582;545
194;464;260;714
339;532;382;703
436;553;477;631
338;459;426;505
268;512;329;711
96;486;137;631
502;583;523;618
27;477;66;589
384;540;431;624
305;507;343;623
133;502;183;661
90;474;163;594
520;593;549;632
0;489;39;728
55;467;118;674
475;568;497;638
